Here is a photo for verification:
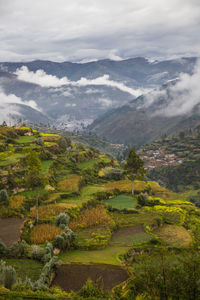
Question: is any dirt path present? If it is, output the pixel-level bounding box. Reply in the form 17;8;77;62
52;263;128;292
0;218;24;247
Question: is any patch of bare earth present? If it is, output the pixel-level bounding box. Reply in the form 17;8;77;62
0;218;24;247
52;263;128;292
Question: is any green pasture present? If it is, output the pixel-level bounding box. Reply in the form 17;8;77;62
59;245;129;265
105;194;136;210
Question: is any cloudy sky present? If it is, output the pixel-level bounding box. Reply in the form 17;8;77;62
0;0;200;62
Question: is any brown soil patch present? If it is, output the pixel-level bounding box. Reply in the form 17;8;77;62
52;263;128;292
0;218;24;247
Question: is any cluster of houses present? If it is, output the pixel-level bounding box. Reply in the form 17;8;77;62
137;148;183;170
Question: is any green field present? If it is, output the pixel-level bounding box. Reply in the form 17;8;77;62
110;226;152;246
78;158;101;169
105;194;136;209
5;259;43;281
41;160;53;174
17;136;36;143
19;189;47;197
110;211;158;228
78;155;111;170
58;184;106;206
59;245;129;265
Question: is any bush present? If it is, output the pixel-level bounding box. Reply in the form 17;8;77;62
0;260;17;289
9;240;29;257
77;278;109;299
54;228;76;251
31;245;46;261
55;212;70;227
0;241;6;256
137;194;166;207
0;189;9;206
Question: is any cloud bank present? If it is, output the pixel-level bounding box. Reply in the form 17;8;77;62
15;66;148;97
145;60;200;116
0;0;200;62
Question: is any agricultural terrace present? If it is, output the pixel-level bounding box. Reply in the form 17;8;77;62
0;126;199;298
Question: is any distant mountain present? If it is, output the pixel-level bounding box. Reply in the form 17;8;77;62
88;81;200;147
1;57;197;85
0;57;198;130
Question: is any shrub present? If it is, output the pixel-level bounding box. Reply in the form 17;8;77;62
4;265;17;289
9;240;29;257
0;189;9;206
0;241;6;255
55;212;70;227
0;260;17;289
31;245;46;261
54;228;76;251
77;278;109;299
138;194;166;207
145;205;187;225
35;257;58;287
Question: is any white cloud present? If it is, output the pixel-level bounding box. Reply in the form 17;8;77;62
15;66;149;97
0;87;39;123
145;60;200;116
15;66;70;87
0;88;38;110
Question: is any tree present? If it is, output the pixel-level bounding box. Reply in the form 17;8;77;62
27;151;43;223
124;147;146;195
27;150;41;176
27;150;43;189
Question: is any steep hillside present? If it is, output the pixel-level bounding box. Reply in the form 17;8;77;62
138;132;200;191
1;125;200;299
89;81;200;146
